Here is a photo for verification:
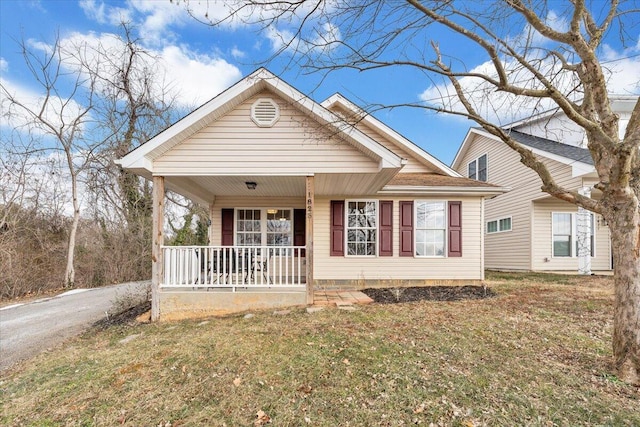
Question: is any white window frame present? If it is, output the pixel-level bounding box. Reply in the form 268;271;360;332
486;216;512;234
551;212;595;258
235;208;293;247
414;200;447;258
345;199;378;257
468;154;488;182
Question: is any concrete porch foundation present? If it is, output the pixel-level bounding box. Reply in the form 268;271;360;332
158;288;306;321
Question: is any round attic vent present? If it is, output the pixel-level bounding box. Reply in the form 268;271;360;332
251;98;280;127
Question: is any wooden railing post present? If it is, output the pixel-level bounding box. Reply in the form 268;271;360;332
151;176;165;321
306;176;314;304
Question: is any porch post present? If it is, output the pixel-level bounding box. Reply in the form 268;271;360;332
305;175;315;304
151;175;165;321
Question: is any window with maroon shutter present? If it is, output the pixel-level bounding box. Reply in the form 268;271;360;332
293;208;306;257
379;200;393;256
448;201;462;257
399;201;413;256
330;200;344;256
221;208;234;246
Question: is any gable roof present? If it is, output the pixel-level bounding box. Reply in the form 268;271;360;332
116;68;404;176
320;93;460;177
452;127;595;178
506;129;593;165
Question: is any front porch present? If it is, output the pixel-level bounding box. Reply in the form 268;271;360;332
162;245;307;289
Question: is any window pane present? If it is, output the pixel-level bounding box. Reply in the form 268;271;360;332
346;201;377;256
468;161;476;179
478;155;487;182
499;217;511;231
554;236;571;257
487;221;497;233
553;213;571;234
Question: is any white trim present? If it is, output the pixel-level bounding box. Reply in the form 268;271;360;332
234;207;294;247
119;69;403;174
414;200;447;258
451;127;595;178
467;153;488;182
344;199;378;257
551;211;595;258
486;216;512;234
321;93;459;177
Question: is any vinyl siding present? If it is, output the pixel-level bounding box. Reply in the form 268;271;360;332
313;196;483;280
454;135;534;270
326;103;436;173
209;197;305;245
454;133;611;272
208;196;484;280
531;199;611;271
356;122;435;173
154;92;380;175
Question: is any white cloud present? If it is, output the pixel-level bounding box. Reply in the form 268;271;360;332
267;22;342;55
159;45;242;106
0;76;89;138
79;0;107;24
55;30;241;108
0;58;8;73
419;41;640;125
231;47;246;59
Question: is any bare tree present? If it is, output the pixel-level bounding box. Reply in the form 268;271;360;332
182;0;640;384
1;35;100;287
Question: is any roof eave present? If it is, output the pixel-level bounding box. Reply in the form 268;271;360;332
378;185;510;197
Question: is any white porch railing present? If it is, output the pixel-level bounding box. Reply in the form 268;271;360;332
162;246;306;289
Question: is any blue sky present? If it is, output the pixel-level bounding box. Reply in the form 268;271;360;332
1;0;639;165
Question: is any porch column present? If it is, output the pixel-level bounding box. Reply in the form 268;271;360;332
151;175;165;321
306;175;314;304
577;186;592;275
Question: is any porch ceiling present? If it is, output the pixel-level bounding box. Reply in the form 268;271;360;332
164;171;400;205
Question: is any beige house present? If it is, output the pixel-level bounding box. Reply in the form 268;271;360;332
451;95;637;274
117;69;506;320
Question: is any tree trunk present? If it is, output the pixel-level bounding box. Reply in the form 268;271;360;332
65;208;80;288
64;171;81;288
608;203;640;386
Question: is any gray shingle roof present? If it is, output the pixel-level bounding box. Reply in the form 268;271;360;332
506;129;594;165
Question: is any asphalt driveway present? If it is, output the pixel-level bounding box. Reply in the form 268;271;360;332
0;281;150;373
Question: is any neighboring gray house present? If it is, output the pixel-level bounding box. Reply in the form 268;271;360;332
451;96;637;273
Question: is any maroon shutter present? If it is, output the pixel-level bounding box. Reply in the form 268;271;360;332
399;201;413;257
448;201;462;257
294;208;306;257
330;200;344;256
221;208;234;246
379;200;393;256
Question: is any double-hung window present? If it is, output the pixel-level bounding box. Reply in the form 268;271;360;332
552;213;572;257
415;201;446;256
468;154;487;182
346;200;377;256
236;208;292;246
552;212;595;257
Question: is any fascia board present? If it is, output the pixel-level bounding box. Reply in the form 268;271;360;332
450;128;493;169
273;87;402;169
322;94;457;176
379;185;510;197
118;70;266;171
120;69;402;173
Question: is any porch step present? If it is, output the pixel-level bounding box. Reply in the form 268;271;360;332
313;290;374;307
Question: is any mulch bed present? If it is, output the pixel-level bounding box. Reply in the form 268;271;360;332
362;285;496;304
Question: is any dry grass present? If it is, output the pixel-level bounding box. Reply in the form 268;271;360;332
2;272;638;426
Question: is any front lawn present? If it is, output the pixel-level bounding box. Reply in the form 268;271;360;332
2;272;638;426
